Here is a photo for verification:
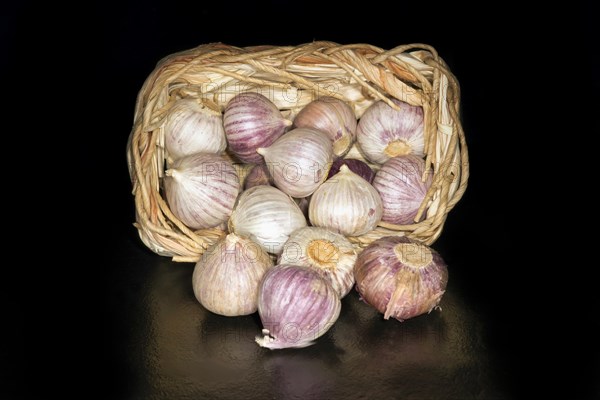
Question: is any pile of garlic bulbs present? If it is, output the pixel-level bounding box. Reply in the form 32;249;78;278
159;93;448;349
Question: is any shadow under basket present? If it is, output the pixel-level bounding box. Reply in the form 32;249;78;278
127;42;469;262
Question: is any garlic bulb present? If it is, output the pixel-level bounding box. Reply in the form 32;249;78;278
229;185;307;254
309;165;382;236
293;96;357;157
373;155;431;225
164;99;226;161
293;196;310;218
224;93;292;163
243;163;274;189
257;128;333;198
279;227;357;297
164;153;240;229
192;233;273;316
357;99;424;164
327;158;375;183
256;264;341;349
354;236;448;322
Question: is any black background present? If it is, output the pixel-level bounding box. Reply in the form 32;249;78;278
3;1;599;399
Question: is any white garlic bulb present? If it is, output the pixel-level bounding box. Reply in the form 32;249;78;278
257;128;333;198
164;153;240;229
229;185;307;254
309;165;382;236
279;227;357;297
164;99;227;161
193;233;274;316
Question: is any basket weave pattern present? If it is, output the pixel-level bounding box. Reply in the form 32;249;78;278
127;42;468;262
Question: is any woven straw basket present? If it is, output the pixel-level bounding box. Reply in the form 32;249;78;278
127;42;468;262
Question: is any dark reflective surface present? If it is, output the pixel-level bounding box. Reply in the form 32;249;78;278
4;1;599;398
102;230;511;399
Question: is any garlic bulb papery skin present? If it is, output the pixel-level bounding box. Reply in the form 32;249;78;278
164;153;240;229
243;163;274;190
229;185;307;254
354;236;448;322
326;158;375;183
293;196;310;219
373;155;432;225
192;233;273;316
309;165;382;236
164;99;226;161
356;99;424;164
223;93;292;164
256;264;341;349
279;227;357;298
257;128;333;198
293;96;357;157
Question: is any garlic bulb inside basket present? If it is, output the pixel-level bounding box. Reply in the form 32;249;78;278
229;185;307;254
293;96;357;157
327;158;375;183
243;163;274;189
223;93;292;164
164;153;240;229
357;99;424;164
372;155;431;225
163;99;227;161
309;165;382;236
257;128;333;198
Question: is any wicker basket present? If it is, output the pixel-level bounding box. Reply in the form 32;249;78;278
127;42;468;262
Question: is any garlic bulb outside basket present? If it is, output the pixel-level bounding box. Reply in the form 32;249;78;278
229;185;307;255
309;165;382;236
164;99;226;161
256;264;341;349
279;227;357;298
164;153;240;230
192;233;273;316
354;236;448;322
257;128;333;198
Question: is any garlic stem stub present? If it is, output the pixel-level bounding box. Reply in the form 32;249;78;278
373;155;431;225
309;165;382;236
256;264;341;349
279;227;357;298
164;99;227;161
356;99;424;164
229;185;307;255
192;233;274;316
257;128;333;198
224;93;292;164
293;96;357;157
164;153;240;229
354;236;448;322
